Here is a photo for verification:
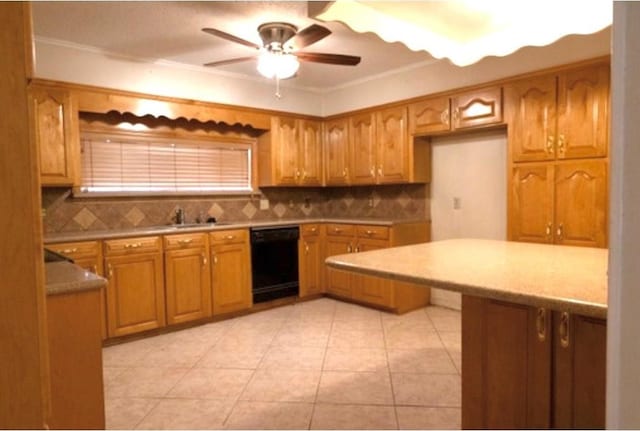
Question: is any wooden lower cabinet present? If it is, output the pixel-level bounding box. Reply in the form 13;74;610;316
461;295;605;429
299;224;324;298
164;233;211;325
47;289;105;429
324;222;430;313
104;236;165;337
51;240;108;340
210;229;252;315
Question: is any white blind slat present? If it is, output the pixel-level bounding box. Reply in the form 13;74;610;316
80;133;252;193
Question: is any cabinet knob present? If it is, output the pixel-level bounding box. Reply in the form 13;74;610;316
556;223;564;241
355;244;360;253
211;252;218;264
559;311;570;348
224;235;235;240
201;252;207;266
546;136;555;154
342;168;348;178
365;230;374;236
557;134;566;155
535;308;547;342
377;166;383;177
304;242;309;254
347;243;352;253
124;242;143;249
177;238;193;246
369;167;375;177
59;247;78;254
545;222;552;238
107;263;113;279
310;227;317;233
295;170;301;178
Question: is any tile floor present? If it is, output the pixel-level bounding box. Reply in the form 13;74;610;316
103;298;462;430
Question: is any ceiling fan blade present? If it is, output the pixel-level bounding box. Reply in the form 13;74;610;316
203;56;257;67
295;52;361;66
202;28;260;49
286;24;331;49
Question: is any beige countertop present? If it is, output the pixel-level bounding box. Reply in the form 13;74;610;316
44;218;428;244
325;238;608;319
45;261;107;296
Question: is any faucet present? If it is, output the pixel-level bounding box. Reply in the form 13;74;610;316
174;207;185;225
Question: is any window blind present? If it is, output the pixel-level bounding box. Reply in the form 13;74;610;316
79;133;252;194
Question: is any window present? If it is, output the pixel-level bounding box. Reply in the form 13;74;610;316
79;132;252;195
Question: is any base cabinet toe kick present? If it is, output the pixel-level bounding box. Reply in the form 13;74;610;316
461;295;606;430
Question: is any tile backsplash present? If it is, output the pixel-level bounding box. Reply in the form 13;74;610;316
41;185;429;234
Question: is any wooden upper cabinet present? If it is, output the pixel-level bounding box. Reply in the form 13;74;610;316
452;86;503;130
324;118;350;185
271;116;299;186
298;119;323;186
30;85;80;186
376;106;410;184
505;75;558;163
554;160;607;248
349;112;377;185
408;96;451;135
510;164;554;244
409;87;503;136
557;64;610;160
261;116;323;186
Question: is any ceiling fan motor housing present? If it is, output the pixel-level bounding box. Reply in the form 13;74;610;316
258;22;298;51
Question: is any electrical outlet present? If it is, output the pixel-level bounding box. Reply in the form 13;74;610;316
453;197;462;210
259;198;269;210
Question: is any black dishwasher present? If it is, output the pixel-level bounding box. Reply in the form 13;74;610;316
250;225;299;303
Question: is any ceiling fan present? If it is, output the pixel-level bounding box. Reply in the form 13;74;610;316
201;22;361;81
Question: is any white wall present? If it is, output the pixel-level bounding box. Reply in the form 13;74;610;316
607;3;640;428
429;130;508;309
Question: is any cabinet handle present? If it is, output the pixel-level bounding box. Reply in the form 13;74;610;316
559;311;570;348
355;245;360;253
545;222;552;238
310;227;317;233
304;242;309;254
224;235;235;240
557;134;566;155
211;252;218;264
546;135;555;154
107;263;113;279
301;169;307;179
342;168;348;178
177;239;193;246
124;242;143;249
295;169;301;178
59;247;78;254
333;228;342;234
536;308;547;342
369;166;375;177
440;109;449;126
201;252;207;266
365;229;374;236
556;223;564;241
347;244;352;253
377;166;383;177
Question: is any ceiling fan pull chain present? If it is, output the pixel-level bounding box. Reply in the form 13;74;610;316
275;76;282;99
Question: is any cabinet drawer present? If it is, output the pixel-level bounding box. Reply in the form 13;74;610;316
209;229;248;245
164;232;207;250
326;224;356;237
300;224;321;237
51;240;101;260
104;236;161;256
357;225;390;240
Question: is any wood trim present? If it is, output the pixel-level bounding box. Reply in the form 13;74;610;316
0;3;51;427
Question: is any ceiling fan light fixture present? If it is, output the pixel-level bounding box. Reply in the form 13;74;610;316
257;51;299;79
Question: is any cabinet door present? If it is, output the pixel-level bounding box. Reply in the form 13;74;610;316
505;75;557;162
211;242;251;315
298;119;323;185
324;118;350;185
452;86;503;130
74;257;108;340
510;164;554;244
299;230;323;297
557;64;609;160
349;113;377;185
376;106;410;184
105;252;165;337
325;236;354;298
30;86;79;185
553;312;606;429
554;160;607;248
462;296;552;429
164;247;212;325
272;116;299;185
352;239;393;308
408;96;451;135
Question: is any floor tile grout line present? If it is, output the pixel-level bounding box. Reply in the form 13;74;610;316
381;307;401;430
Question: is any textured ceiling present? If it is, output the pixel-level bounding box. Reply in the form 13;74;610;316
31;1;436;90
